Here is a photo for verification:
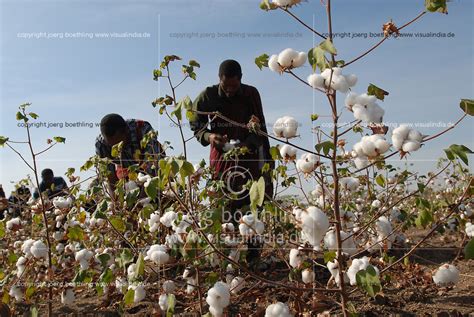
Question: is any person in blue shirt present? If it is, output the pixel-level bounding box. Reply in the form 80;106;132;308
33;169;68;199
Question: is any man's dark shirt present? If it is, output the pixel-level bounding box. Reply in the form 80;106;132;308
34;177;67;199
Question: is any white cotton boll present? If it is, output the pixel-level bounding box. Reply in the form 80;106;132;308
159;294;168;312
279;144;297;162
268;54;282;73
347;256;379;285
353;142;365;157
289;249;302;268
172;214;193;234
137;173;151;183
352;104;367;122
466;223;474;238
273;0;294;7
206;281;231;316
296;153;320;174
392;125;411;140
161;280;175;294
433;264;460;286
30;240;48;259
321;67;342;78
53;231;65;241
75;249;94;270
402;141;421;153
21;239;35;258
53;197;73;209
367;104;385;123
292;207;304;222
6;217;21;231
371;200;381;208
61;288;75;306
129;284;146;303
301;269;315;284
391;134;404;150
327;260;349;286
277;48;299;67
307;73;325;89
281;116;298;138
160;210;177;228
324;229;357;255
331;76;349;92
273;117;285;137
145;244;169;265
16;256;27;277
125;181;139;193
345;92;359;109
221;223;235;233
9;285;23;301
148;212;160;232
361;140;377;157
265;302;293;317
407;129;423;143
230;276;246;294
345;74;358;87
300;207;330;249
374;139;390;154
340;177;359;192
292;51;307;68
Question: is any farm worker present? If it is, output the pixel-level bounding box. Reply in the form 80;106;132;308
190;60;274;267
0;185;8;219
7;185;31;218
95;114;165;190
33;168;68;199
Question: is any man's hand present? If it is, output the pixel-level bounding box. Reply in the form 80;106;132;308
209;133;227;150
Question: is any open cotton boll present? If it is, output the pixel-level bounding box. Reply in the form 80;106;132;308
466;222;474;238
344;74;358;87
159;294;168;311
402;141;421;153
239;214;265;236
273;116;298;138
300;207;330;249
160;210;177;228
265;302;293;317
433;264;460;286
53;230;65;241
61;288;75;306
307;73;325;89
289;248;302;268
6;217;21;231
148;212;161;232
75;249;94;270
162;280;176;294
324;229;357;255
374;138;390;154
361;139;377;157
206;281;231;317
277;48;299;67
354;156;369;169
296;153;320;174
301;269;315;284
268;54;282;73
391;134;405;150
230;276;246;294
340;177;359;192
392;125;411;140
292;52;307;68
327;260;349;286
145;244;169;265
345;92;359;109
279;144;297;162
347;256;379;285
16;256;27;277
31;240;48;259
172;214;193;234
407;129;423;143
9;285;23;301
128;284;146;303
53;197;73;209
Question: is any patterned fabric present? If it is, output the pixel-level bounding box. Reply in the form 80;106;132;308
95;119;163;175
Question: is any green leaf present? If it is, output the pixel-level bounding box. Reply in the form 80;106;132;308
30;306;39;317
171;101;183;121
0;221;5;239
153;69;162;80
315;141;335;156
135;254;145;278
166;294;176;317
269;146;282;161
425;0;448;14
118;249;134;268
415;209;433;228
375;174;386;187
111;141;124;158
110;216;126;232
464;238;474;259
255;54;269;70
445;144;473;165
319;38;337;55
356;265;381;298
16;111;27;121
459;99;474;116
0;136;9;147
67;225;84;241
249;177;265;211
144;177;159;200
310;114;319;121
367;84;389;101
53;136;66;143
189;60;200;68
259;0;278;10
97;254;111;268
123;289;135;306
417;182;426;193
308;46;327;72
29;112;39;119
323;251;337;263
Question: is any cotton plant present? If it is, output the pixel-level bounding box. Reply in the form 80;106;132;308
75;249;94;270
239;214;265;236
289;248;303;268
53;196;73;209
206;281;231;317
324;228;357;255
6;217;21;231
347;256;379;286
265;302;293;317
351;135;390;169
296;153;320;174
144;244;170;265
273;116;298;139
327;260;349;287
391;124;424;153
268;48;307;73
299;206;330;250
366;216;395;251
432;264;460;286
339;177;360;192
308;67;357;93
279;144;297;162
345;92;384;123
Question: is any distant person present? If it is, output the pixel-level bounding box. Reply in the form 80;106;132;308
8;185;31;218
95;114;165;190
33;169;68;199
0;185;8;219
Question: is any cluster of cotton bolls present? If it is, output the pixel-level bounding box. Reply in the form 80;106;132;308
53;196;73;209
206;281;231;317
75;249;94;270
324;228;357;255
296;153;320;174
466;222;474;238
279;144;297;162
345;92;385;123
158;280;176;312
144;244;170;265
347;256;379;286
21;239;48;259
239;214;265;236
294;206;330;250
273;116;298;139
6;217;21;231
351;134;390;169
432;264;460;286
265;302;293;317
391;125;423;153
61;287;75;306
268;48;307;73
367;216;395;251
147;211;161;232
308;67;357;93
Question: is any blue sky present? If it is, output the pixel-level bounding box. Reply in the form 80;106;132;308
0;0;472;194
